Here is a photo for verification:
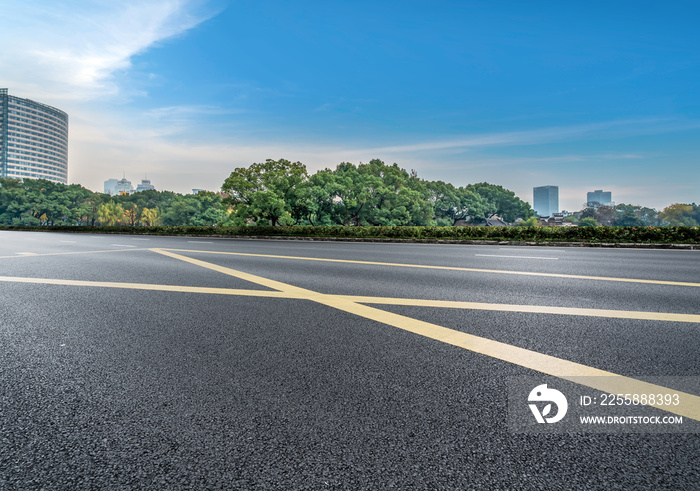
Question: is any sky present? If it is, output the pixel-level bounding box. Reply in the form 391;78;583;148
1;0;699;211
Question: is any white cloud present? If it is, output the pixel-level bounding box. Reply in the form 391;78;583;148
0;0;214;100
354;118;700;154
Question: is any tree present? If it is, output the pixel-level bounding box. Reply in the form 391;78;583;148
455;187;495;223
519;216;539;227
84;193;111;226
580;205;615;226
140;207;160;227
327;162;380;226
579;207;597;220
423;181;494;225
613;204;659;227
660;204;699;227
357;159;433;226
595;205;616;226
123;203;139;226
291;174;329;225
190;191;226;226
97;202;125;226
466;182;535;222
579;217;599;227
0;178;31;224
161;196;201;226
221;159;308;226
425;180;461;225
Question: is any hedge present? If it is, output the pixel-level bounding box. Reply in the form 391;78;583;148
1;225;699;244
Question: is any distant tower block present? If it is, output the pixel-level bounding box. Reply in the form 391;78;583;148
533;186;559;217
587;189;612;208
136;178;155;192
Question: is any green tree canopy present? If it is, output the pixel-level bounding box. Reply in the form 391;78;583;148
465;182;536;222
660;204;699;227
613;204;660;227
0;177;227;227
221;159;308;226
579;217;599;227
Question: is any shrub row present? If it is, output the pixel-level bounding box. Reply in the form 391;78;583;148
2;224;699;244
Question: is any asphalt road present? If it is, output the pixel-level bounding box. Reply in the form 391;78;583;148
1;230;699;489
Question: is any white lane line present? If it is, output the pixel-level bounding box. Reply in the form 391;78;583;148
16;252;38;256
499;247;567;251
110;244;137;248
475;254;559;260
187;241;213;244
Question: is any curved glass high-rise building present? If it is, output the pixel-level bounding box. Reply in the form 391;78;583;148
0;88;69;184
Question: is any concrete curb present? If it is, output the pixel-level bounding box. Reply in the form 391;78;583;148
168;234;700;250
4;228;698;249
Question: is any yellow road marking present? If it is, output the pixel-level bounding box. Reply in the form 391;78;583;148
1;248;697;420
315;296;700;421
151;249;700;421
346;296;700;324
1;274;699;325
152;248;313;296
161;248;700;288
0;275;286;297
2;245;697;288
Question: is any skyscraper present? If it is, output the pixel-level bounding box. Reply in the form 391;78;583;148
0;89;69;184
533;186;559;217
586;189;612;208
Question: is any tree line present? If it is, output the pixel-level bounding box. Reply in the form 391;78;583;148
572;203;700;227
221;159;535;226
1;158;698;227
0;178;225;227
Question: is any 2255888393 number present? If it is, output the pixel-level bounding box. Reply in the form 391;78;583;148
600;393;680;406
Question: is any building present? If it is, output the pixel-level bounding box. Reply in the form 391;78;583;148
587;189;612;208
533;185;559;217
104;178;119;195
114;178;133;195
135;178;155;193
0;88;69;184
105;176;155;195
104;177;133;195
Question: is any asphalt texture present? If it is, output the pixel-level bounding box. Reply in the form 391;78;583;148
1;231;699;489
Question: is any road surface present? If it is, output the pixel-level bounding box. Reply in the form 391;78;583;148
1;231;698;489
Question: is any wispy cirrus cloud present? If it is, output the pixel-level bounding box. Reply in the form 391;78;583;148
0;0;216;100
357;117;700;155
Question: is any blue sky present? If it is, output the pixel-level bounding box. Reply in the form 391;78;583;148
1;0;699;210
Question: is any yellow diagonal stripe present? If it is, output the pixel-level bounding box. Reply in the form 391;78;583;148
345;296;700;324
0;275;290;298
151;248;316;298
313;296;700;421
161;248;700;288
1;274;697;324
151;248;700;421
